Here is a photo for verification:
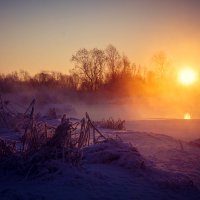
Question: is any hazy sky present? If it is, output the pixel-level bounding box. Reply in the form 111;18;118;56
0;0;200;74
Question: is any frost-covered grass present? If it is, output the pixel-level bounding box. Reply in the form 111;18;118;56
0;134;200;200
95;118;125;130
1;106;200;199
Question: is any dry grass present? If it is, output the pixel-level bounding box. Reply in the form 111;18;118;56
96;117;125;130
0;97;108;178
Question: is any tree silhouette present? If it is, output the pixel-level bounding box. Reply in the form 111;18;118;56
71;48;106;91
152;51;170;79
105;44;121;80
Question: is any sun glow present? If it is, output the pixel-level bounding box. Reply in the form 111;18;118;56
184;113;191;120
178;68;197;85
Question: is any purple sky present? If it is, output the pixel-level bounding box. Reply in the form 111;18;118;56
0;0;200;74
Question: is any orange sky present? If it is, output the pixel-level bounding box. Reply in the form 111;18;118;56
0;0;200;74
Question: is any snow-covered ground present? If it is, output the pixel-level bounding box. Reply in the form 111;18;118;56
0;120;200;199
107;130;200;186
126;119;200;141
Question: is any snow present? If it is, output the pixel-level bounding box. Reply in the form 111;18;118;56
108;131;200;188
0;128;21;141
126;119;200;141
1;120;200;199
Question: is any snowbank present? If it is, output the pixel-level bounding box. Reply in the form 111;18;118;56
83;139;145;170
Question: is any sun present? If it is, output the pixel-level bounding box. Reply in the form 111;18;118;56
178;68;197;85
184;113;191;120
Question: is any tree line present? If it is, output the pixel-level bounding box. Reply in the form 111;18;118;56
0;45;171;98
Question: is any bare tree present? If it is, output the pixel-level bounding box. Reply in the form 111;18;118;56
105;44;121;79
121;54;133;77
18;70;31;82
71;48;106;91
152;51;170;79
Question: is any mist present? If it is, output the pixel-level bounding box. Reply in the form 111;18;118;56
2;86;200;141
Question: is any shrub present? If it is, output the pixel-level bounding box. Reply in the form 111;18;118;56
96;117;125;130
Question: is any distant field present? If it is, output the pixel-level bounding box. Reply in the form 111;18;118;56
126;119;200;141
